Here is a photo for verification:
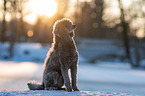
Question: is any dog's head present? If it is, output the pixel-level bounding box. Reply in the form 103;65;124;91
53;18;76;39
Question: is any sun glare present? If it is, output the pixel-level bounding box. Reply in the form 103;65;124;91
35;0;57;17
24;0;57;24
136;29;144;38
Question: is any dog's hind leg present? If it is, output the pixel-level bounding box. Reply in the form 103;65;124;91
44;71;64;90
55;75;64;90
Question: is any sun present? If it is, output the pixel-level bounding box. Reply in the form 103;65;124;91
27;0;57;17
24;0;57;24
35;0;57;17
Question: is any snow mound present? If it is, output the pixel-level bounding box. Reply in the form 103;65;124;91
0;90;138;96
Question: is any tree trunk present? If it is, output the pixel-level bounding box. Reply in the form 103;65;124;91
118;0;133;67
1;0;7;42
9;0;17;58
9;20;17;58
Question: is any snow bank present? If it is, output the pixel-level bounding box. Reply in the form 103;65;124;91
0;90;137;96
0;42;87;63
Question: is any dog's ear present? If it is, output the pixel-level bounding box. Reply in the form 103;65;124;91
53;29;61;37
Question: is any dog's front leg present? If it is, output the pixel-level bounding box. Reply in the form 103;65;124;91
61;66;72;92
71;65;79;91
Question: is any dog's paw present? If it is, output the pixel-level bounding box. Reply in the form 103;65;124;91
72;86;79;91
73;86;79;91
73;88;79;91
66;86;72;92
45;87;57;90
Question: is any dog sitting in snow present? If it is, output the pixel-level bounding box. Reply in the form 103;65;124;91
27;18;79;92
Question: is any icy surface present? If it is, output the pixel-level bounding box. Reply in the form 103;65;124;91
0;90;138;96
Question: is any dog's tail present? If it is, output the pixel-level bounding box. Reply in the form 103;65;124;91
27;81;44;90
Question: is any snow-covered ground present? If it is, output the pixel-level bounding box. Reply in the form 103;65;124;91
0;61;145;95
0;42;145;95
0;90;139;96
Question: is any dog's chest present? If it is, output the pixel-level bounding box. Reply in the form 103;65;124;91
67;52;77;62
58;41;78;67
61;48;78;66
66;49;78;62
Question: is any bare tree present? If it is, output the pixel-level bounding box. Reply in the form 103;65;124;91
74;0;119;38
118;0;132;66
8;0;17;57
1;0;7;42
6;0;28;57
102;0;145;67
17;0;29;42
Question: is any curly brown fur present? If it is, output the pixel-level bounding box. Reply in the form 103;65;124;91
27;18;79;92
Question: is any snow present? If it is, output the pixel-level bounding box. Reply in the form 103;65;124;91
0;61;145;95
79;63;145;85
0;61;39;78
140;59;145;67
0;90;138;96
0;42;86;62
0;42;145;95
77;38;126;62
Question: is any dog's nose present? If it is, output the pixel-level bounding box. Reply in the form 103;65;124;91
73;24;77;29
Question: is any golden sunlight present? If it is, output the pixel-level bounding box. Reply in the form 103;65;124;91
136;29;144;38
24;0;57;24
35;0;57;17
0;62;38;77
